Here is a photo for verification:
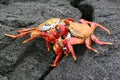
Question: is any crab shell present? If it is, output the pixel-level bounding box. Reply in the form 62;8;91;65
68;22;94;40
36;18;65;31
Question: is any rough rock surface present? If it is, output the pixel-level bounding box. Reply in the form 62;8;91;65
0;0;120;80
44;0;120;80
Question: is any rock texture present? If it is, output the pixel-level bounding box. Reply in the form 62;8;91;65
44;0;120;80
0;0;120;80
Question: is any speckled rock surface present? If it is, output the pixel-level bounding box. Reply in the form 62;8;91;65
0;0;120;80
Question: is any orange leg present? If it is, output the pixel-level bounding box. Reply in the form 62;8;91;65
79;19;110;34
17;28;35;33
43;36;51;52
63;37;84;60
5;31;30;39
85;37;99;54
23;37;36;44
91;34;113;45
51;43;63;67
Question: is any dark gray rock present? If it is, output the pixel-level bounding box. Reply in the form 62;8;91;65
0;75;8;80
0;0;81;80
44;0;120;80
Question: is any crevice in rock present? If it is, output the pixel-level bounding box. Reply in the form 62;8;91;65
70;0;94;21
38;50;64;80
38;66;54;80
0;0;10;5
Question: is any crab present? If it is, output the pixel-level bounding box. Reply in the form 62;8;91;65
4;18;71;67
61;18;113;60
5;17;113;67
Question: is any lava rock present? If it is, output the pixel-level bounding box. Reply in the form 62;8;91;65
44;0;120;80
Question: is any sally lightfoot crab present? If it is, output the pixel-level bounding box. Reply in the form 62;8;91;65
4;18;70;67
62;18;113;60
5;18;113;67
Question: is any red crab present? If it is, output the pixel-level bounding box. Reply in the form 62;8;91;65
5;18;113;67
62;18;113;60
4;18;72;67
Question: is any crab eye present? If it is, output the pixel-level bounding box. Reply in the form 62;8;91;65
40;25;51;31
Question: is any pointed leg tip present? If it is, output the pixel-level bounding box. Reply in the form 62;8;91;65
4;34;8;36
22;41;26;44
47;48;50;52
106;42;113;45
109;42;113;45
51;64;57;67
107;30;111;35
65;54;68;57
73;56;77;61
94;50;99;54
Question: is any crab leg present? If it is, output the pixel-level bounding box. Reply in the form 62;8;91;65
23;37;36;44
85;37;99;54
79;19;110;34
63;37;84;60
5;31;30;39
91;34;113;45
51;43;63;67
17;28;35;33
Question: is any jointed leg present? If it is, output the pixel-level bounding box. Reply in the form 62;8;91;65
17;28;35;33
51;43;63;67
91;34;113;45
63;37;84;60
85;37;99;54
23;37;36;44
5;31;30;39
79;19;110;34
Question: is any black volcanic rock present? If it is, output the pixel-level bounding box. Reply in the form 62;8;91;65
44;0;120;80
0;0;120;80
